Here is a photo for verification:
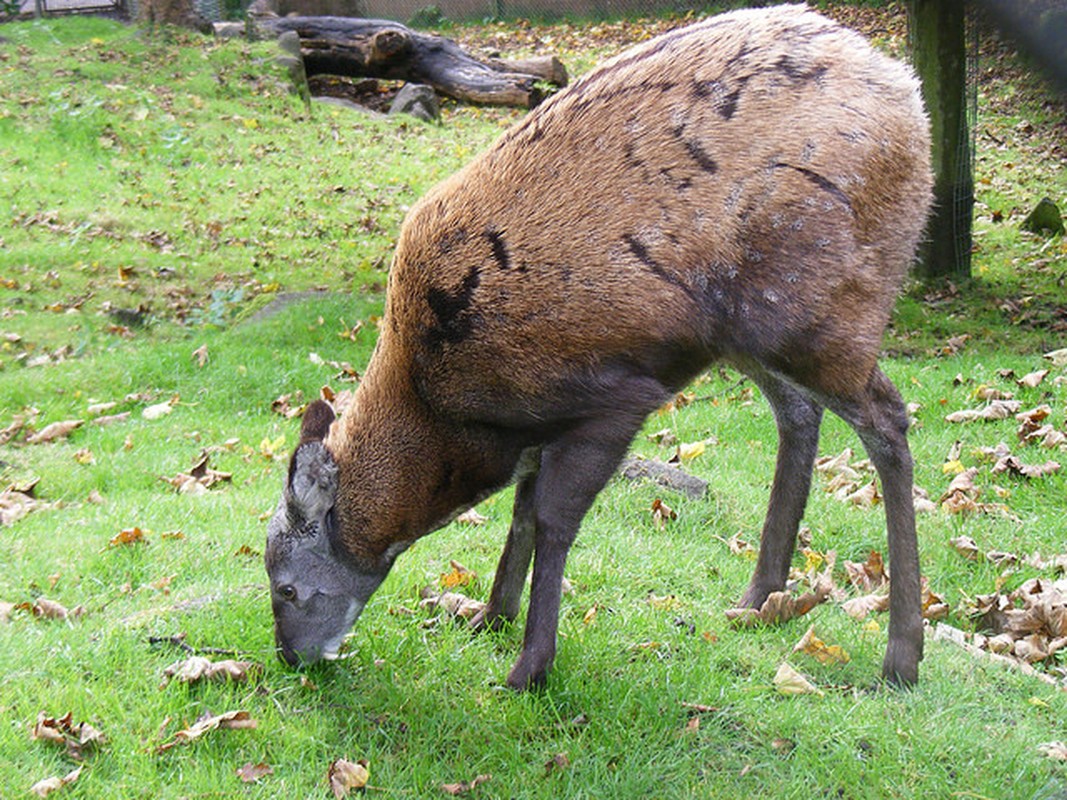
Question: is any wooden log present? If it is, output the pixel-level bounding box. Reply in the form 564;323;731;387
252;15;566;108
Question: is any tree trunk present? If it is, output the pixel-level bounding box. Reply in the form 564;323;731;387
908;0;973;280
251;14;567;108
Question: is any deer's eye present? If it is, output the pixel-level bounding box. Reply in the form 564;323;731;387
278;585;297;602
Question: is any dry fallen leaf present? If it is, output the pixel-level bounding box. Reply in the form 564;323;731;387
236;762;273;784
328;758;369;798
32;711;105;760
793;625;850;665
192;344;209;368
18;598;86;621
419;589;486;620
944;399;1022;423
26;419;83;445
157;710;256;753
440;774;491;795
30;766;83;798
840;592;890;621
161;656;261;687
544;753;570;774
1039;742;1067;761
773;662;824;696
648;593;682;611
725;584;829;627
1016;369;1049;388
1043;348;1067;368
992;455;1061;479
439;560;476;589
109;527;148;547
949;535;980;560
455;508;488;526
650;497;677;529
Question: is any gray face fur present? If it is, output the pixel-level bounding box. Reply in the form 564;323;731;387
265;438;385;666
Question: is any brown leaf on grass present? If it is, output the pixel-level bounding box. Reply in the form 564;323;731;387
724;531;755;556
726;584;829;628
271;391;306;419
1038;742;1067;761
236;762;273;783
792;625;850;665
840;592;890;621
161;453;233;494
650;497;677;529
844;551;888;592
1016;404;1053;440
91;411;131;427
0;407;40;445
328;758;369;798
455;508;488;526
18;598;86;621
0;481;53;526
109;527;148;547
992;455;1061;479
419;588;486;620
0;600;14;623
1044;348;1067;368
844;480;881;508
161;656;262;687
944;399;1021;423
440;774;491;795
192;344;209;368
157;710;256;753
439;560;476;589
1016;369;1050;388
949;535;980;560
32;712;105;760
26;419;83;444
30;766;83;798
544;753;570;774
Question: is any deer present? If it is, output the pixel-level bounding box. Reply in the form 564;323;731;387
265;3;933;690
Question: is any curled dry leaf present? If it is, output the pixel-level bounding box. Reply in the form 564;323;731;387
844;551;888;592
793;625;850;665
650;497;677;529
18;598;86;621
440;774;491;796
647;593;682;611
30;766;83;798
161;453;233;494
544;753;570;774
949;535;980;560
109;527;148;547
192;344;209;368
773;662;824;696
142;397;177;420
0;600;14;623
944;399;1021;423
32;711;105;760
1016;369;1049;388
419;589;486;620
455;508;488;526
439;560;476;589
328;758;369;798
157;710;257;753
236;762;273;784
26;419;83;445
1038;742;1067;761
992;455;1061;479
161;656;261;687
726;584;829;628
1044;348;1067;368
840;592;890;621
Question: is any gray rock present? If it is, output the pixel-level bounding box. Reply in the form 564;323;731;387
389;83;439;123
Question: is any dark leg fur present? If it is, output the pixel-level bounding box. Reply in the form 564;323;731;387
470;468;539;632
825;369;923;685
739;370;824;609
506;398;660;690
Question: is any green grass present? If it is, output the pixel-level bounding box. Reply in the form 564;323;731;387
2;11;1066;800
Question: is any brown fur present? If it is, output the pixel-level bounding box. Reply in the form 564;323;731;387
278;4;933;687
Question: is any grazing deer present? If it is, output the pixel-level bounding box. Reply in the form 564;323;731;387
266;4;933;689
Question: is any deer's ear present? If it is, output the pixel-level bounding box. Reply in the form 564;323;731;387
287;440;338;524
300;400;335;442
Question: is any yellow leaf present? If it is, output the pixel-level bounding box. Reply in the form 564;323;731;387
792;625;850;665
328;759;369;798
773;662;824;696
941;460;965;475
582;604;598;625
676;440;706;462
439;560;476;589
648;593;682;611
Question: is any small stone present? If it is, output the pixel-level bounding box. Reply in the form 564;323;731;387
389;83;440;122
